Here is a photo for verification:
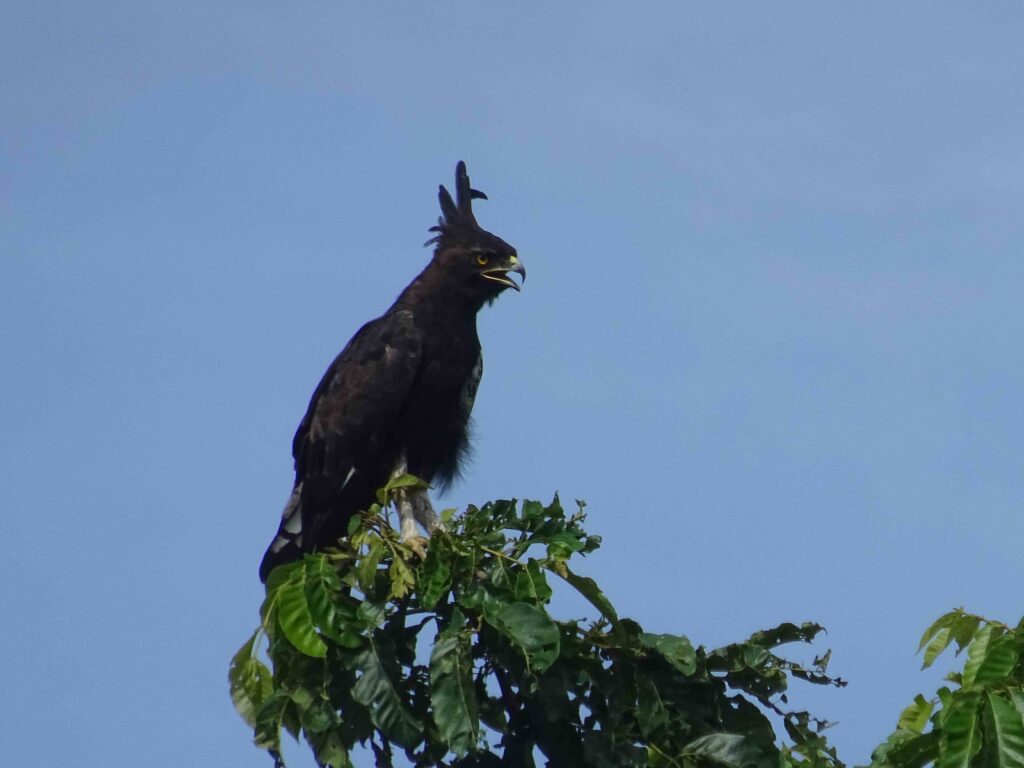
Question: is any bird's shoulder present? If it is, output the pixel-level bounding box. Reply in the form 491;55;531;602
322;309;422;390
292;309;423;461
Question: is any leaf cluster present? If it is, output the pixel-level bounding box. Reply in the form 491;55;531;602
869;608;1024;768
232;484;844;767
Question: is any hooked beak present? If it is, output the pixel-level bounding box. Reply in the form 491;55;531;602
481;256;526;292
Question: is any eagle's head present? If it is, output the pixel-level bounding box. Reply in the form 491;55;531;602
426;161;525;302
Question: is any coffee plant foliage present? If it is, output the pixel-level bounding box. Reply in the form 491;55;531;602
232;477;847;767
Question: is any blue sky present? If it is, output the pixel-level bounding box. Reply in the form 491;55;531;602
3;2;1024;765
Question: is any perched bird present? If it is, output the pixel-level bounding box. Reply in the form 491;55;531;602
259;162;524;582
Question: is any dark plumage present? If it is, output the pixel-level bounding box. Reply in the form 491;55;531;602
259;162;523;582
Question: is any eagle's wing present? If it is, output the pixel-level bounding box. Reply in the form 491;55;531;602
260;309;422;580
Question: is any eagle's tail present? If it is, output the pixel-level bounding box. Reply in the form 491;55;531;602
259;484;304;583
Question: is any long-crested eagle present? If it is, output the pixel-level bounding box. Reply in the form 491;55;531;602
259;162;524;582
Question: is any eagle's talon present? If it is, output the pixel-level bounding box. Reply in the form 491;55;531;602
402;535;430;559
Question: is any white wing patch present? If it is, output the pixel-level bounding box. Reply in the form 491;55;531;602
270;467;357;555
270;484;304;554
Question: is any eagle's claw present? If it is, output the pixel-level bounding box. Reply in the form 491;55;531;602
401;535;430;560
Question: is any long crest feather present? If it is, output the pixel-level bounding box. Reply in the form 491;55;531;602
426;161;489;246
455;161;488;216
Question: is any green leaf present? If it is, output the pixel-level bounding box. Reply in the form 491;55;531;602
681;733;771;768
352;637;423;748
356;600;387;630
937;692;982;768
484;602;560;673
521;499;545;522
922;627;953;670
377;473;429;504
389;473;430;491
983;692;1024;768
635;675;670;738
877;730;940;768
418;534;453;609
897;693;934;734
544;531;585;559
919;611;961;652
311;731;353;768
1008;688;1024;719
264;559;303;594
963;625;1017;688
640;632;697;675
950;614;981;655
961;623;995;687
429;627;479;756
388;555;416;600
229;631;273;728
356;536;383;595
254;689;296;752
295;693;337;735
455;580;499;612
745;622;824;649
514;559;553;603
489;557;514;592
553;566;619;625
303;556;363;649
276;569;328;658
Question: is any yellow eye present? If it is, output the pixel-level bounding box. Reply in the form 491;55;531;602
476;253;490;266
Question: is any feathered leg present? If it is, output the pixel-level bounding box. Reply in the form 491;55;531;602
396;490;420;540
411;491;440;533
395;488;429;558
390;460;433;556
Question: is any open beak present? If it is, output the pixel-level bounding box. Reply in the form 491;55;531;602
482;258;526;292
